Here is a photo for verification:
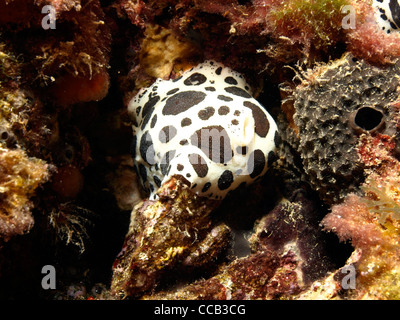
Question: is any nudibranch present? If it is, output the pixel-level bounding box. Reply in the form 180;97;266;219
373;0;400;33
128;61;279;200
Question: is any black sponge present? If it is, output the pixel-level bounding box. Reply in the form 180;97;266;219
292;53;400;204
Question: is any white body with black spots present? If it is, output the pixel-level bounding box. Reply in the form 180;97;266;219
373;0;400;33
128;61;279;200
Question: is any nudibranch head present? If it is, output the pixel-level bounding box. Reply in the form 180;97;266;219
373;0;400;33
128;61;279;200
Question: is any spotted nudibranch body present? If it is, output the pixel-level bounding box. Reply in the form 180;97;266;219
128;61;279;200
373;0;400;33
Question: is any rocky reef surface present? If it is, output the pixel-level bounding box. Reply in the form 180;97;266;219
1;0;400;300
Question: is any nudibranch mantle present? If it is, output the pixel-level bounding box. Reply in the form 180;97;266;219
373;0;400;33
128;60;279;200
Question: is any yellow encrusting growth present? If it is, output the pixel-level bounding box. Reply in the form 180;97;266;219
270;0;351;51
0;146;49;242
361;178;400;225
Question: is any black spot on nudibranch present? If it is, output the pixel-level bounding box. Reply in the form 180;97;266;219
160;150;176;176
215;67;222;75
188;153;209;178
198;107;215;120
224;86;251;98
138;163;148;183
224;76;238;85
184;72;207;86
248;149;266;179
159;125;177;143
389;0;400;28
163;91;206;115
150;114;157;128
243;101;269;137
202;182;211;192
218;170;234;190
190;125;233;163
181;118;192;127
236;146;248;155
218;106;230;115
130;135;137;159
140;131;155;165
217;95;233;102
141;95;160;129
153;175;162;188
167;88;179;95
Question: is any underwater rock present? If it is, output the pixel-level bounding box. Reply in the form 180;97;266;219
50;72;110;106
321;192;400;299
143;188;336;300
0;8;102;256
0;146;50;243
297;248;361;300
0;0;82;26
105;155;143;211
251;190;337;285
120;0;352;95
0;0;112;106
110;175;225;299
266;0;350;54
0;41;53;244
290;53;400;204
143;250;285;300
314;119;400;298
137;25;201;81
120;24;201;107
50;164;84;200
